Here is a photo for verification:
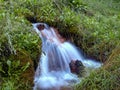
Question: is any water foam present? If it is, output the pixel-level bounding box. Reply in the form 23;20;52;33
33;23;102;90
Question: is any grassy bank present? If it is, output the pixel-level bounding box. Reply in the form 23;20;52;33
0;0;120;90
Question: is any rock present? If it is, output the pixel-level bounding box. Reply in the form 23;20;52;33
69;60;85;77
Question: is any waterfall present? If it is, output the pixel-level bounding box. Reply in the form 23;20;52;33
32;23;102;90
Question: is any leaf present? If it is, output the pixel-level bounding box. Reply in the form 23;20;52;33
13;60;20;68
21;62;30;72
32;40;38;44
7;60;11;67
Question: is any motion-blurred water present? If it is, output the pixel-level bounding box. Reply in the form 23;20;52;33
33;23;102;90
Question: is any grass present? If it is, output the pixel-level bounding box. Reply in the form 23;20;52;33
74;0;120;89
75;46;120;90
0;0;120;90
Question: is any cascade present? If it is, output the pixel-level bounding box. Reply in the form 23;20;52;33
33;23;102;90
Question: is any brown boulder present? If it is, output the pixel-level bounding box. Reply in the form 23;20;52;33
69;60;85;77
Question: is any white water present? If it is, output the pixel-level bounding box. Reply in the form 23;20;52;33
33;23;102;90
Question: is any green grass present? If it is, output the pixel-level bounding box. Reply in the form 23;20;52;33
0;0;120;90
75;47;120;90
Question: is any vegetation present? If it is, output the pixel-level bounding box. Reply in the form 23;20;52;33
0;0;120;90
75;47;120;90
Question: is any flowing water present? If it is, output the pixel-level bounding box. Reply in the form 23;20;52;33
32;23;102;90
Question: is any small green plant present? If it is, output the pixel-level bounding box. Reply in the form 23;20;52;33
0;59;30;90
